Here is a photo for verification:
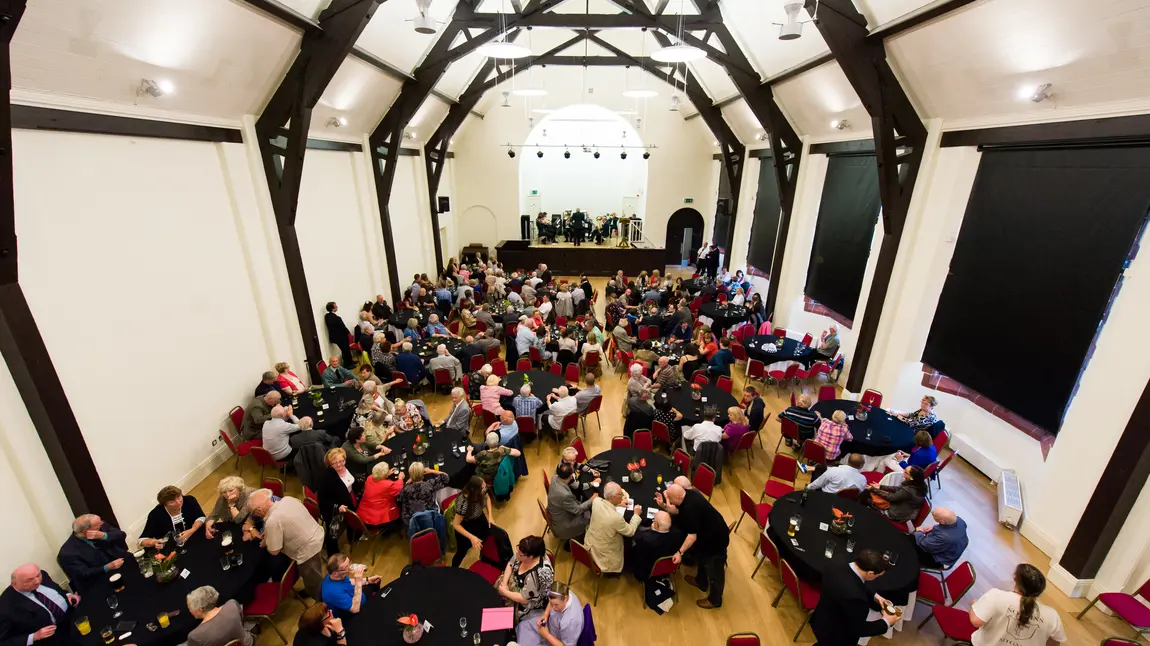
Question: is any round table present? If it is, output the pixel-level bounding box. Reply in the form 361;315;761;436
744;335;821;367
383;426;476;489
682;279;715;296
580;449;676;525
767;491;919;604
72;525;265;646
546;323;587;344
413;337;465;363
698;302;748;332
637;312;669;335
290;386;359;438
657;382;739;426
812;400;916;457
500;370;571;402
390;306;438;330
648;339;685;364
346;567;505;646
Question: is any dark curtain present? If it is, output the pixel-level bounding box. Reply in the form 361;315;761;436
923;146;1150;432
747;155;783;274
804;155;881;319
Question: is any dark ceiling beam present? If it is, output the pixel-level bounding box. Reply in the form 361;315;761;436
420;0;570;69
240;0;321;33
348;46;484;118
457;32;591;103
654;0;671;14
530;55;672;66
254;0;383;383
0;0;118;527
805;0;928;393
458;12;722;29
762;51;835;86
509;0;524;12
867;0;980;41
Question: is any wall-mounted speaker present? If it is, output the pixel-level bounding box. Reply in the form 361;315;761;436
437;196;451;213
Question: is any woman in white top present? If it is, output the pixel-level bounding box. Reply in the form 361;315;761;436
580;339;604;378
970;564;1066;646
731;287;746;306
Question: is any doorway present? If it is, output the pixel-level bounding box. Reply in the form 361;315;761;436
664;207;705;267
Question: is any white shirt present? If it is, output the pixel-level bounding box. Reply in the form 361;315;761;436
547;395;578;429
732;294;745;306
538;301;553;318
337;469;355;490
971;589;1065;646
807;465;867;494
682;420;723;451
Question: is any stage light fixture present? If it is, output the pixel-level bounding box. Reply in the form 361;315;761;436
563;150;570;159
536;150;544;158
620;151;628;160
507;149;516;158
643;151;650;160
593;151;600;159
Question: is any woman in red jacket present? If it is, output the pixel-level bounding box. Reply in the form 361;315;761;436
274;361;307;394
357;461;404;531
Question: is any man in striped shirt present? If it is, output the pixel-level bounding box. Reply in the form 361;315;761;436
512;384;544;422
779;394;821;447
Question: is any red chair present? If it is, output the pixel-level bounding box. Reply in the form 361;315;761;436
302;497;321;522
529;346;544;365
793;363;814;383
818;384;837;401
836;488;861;501
342;510;382;565
481;409;499;429
644;556;679;602
571;437;588;463
633;430;653;451
1102;639;1143;646
491;359;507;376
317;360;328;375
733;489;772;536
767;363;798;398
517;415;537;448
251;446;287;483
542;471;551;498
775;418;800;454
693;372;709;386
746;359;766;385
262;477;285;499
538;499;554;539
763;454;798;501
574;394;601;435
448;320;460;335
647;325;660;340
717;292;728;303
555;316;567;326
773;559;820;642
611;436;631;450
517;358;532;371
774;328;787;339
410;528;441;566
433;368;453;392
751;533;780;579
731;430;758;470
469;354;485;371
673;448;692;475
568;540;605;605
933;450;959;490
692;463;716;499
915;561;977;629
557;412;579;445
584;351;601;370
638;326;651;341
244;561;301;643
1077;576;1150;634
800;332;813;345
861;388;883;407
304;486;318;501
468;535;505;584
862;471;883;485
801;440;828;468
549;362;561;376
933;428;951;454
912;498;932;528
486;345;500;361
651;420;671;449
391;372;412;396
923;461;940;498
731;343;747;365
229;406;244;436
716;375;733;393
564;363;580;383
931;605;977;643
218;428;255;474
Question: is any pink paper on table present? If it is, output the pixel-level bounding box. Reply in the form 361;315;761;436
480;607;514;631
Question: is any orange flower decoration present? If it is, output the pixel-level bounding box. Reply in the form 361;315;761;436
397;614;419;626
639;458;647;468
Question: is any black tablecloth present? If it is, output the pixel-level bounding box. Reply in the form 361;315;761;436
657;382;738;426
637;313;669;334
72;525;265;646
346;567;506;646
698;303;747;331
290;386;359;439
767;491;919;604
648;340;685;364
413;337;466;364
580;449;676;526
383;426;476;489
499;370;573;408
744;335;820;367
682;279;715;296
812;400;916;457
390;306;438;330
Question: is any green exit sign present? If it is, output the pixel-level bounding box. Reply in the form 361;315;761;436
683;197;694;204
530;190;539;196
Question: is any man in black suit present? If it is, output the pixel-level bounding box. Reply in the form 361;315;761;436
0;564;81;646
57;515;129;592
538;264;552;286
459;335;486;371
810;549;899;646
628;511;683;580
324;302;353;367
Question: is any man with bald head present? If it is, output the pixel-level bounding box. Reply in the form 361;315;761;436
57;514;128;591
0;564;80;646
656;483;729;609
247;489;325;599
629;510;683;581
913;507;968;568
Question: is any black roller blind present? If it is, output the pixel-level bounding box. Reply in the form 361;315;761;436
747;156;783;274
804;155;881;319
922;146;1150;433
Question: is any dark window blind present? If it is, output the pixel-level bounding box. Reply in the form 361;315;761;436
747;155;783;274
922;146;1150;432
804;155;881;319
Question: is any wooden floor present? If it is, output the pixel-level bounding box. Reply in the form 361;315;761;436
190;273;1134;645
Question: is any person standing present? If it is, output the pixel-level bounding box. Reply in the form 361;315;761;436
969;564;1066;646
325;302;353;367
810;549;899;645
657;483;729;609
247;489;325;599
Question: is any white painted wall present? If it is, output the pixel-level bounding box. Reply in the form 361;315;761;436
389;155;436;282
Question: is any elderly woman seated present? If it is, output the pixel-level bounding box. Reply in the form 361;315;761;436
140;485;206;548
186;585;252;646
205;476;259;541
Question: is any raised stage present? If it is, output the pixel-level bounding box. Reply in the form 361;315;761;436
495;239;667;276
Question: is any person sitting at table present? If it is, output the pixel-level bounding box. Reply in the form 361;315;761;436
321;553;382;618
395;342;427;386
541;386;578;435
513;581;583;646
678;343;702;380
371;294;392;322
436;387;471;434
477;374;511;416
357;462;403;532
707;336;735;378
633;341;660;369
417;287;436;308
428;344;463;382
292;602;346;646
572;373;599;413
556;328;578;356
624;390;656;438
396;462;449;532
720;406;751;453
450;476;497;568
372;336;397;377
392;399;426;432
879;429;938;473
682;408;723;453
629;510;683;581
186;585;252;646
356;364;383;390
467;431;520;482
255;370;290;400
913;506;969;568
513;384;544;422
353;393;380;430
697;331;719;361
651;356;679;390
521;280;537;306
814;409;853;462
205;476;257;540
263;406;314;461
896;395;941;433
741;386;765;432
467;364;492;401
778;393;820;447
626;363;652;400
0;564;81;646
612;320;636;353
57;515;128;590
865;465;927;523
730;287;746;307
498;536;555;623
485;409;519;446
271;362;308;398
653;396;685;447
579;337;604;379
817;324;840;359
587;482;643;574
241;390;279;441
969;564;1067;646
322;355;359;388
809;548;899;645
747;293;767;328
402;317;422;342
140;485;206;547
361;410;392;450
548;463;596;545
536;294;554;323
807;453;868;495
556;447;599;494
342;427;390;480
424;313;451;338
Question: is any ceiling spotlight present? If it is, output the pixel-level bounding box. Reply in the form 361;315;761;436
138;79;171;98
501;91;511;108
652;43;705;63
622;89;659;99
536;150;544;158
403;129;415;139
643;151;651;160
830;119;849;130
593;151;600;159
512;88;548;97
1020;83;1053;103
756;132;768;141
327;116;347;128
409;0;438;34
774;2;809;41
563;150;571;159
478;39;532;59
620;151;628;160
507;149;516;158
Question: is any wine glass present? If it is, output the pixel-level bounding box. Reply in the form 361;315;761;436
107;596;121;619
459;616;468;638
472;633;481;645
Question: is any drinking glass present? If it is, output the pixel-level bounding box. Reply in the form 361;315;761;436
233;553;244;567
846;539;856;554
220;556;231;571
883;550;894;564
436;453;445;467
74;617;91;636
865;429;873;440
100;627;114;645
177;535;187;554
459;616;468;638
472;633;481;645
824;541;835;558
887;551;899;565
107;595;121;619
793;515;802;532
157;612;170;629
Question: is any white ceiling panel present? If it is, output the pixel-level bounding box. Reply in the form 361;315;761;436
720;98;761;144
689;57;737;101
641;0;700;15
887;0;1150;124
720;1;829;79
773;62;871;139
409;95;452;140
12;0;300;121
435;46;487;99
854;0;945;27
473;65;695;119
550;0;629;13
273;0;329;21
356;0;459;73
311;56;402;138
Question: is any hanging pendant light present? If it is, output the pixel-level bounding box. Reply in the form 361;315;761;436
478;0;531;58
651;43;705;63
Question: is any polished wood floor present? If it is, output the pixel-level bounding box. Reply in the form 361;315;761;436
189;273;1134;645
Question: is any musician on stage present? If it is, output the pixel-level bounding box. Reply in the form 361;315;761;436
570;208;588;246
536;212;556;244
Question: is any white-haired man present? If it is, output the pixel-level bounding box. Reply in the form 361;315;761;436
512;384;544;422
542;386;577;433
57;515;128;591
1;564;81;646
321;355;359;389
263;405;330;461
424;313;451;338
428;344;463;381
439;387;471;433
248;489;325;599
818;324;840;359
656;483;729;609
586;482;642;574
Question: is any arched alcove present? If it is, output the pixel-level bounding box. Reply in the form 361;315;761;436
665;207;704;267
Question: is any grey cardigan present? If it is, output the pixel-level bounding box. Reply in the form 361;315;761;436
547;476;593;540
876;483;926;522
208;487;255;525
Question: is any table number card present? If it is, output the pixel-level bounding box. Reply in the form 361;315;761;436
179;569;190;579
818;522;829;531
